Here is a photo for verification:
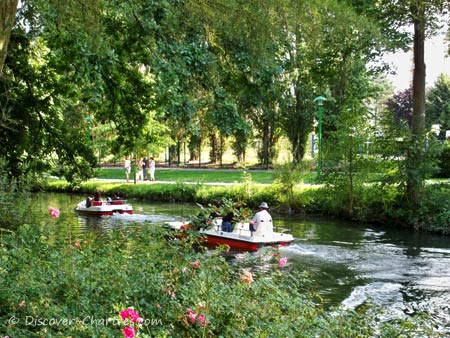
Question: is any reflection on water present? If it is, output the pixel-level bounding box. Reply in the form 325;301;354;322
28;193;450;332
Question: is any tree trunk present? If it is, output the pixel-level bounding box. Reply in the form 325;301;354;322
0;0;18;73
407;1;426;205
209;132;218;163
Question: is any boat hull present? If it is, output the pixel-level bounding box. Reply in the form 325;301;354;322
166;221;295;252
75;200;133;216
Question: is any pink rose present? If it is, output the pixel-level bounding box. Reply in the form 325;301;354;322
189;312;197;323
123;326;135;338
48;207;60;218
191;260;200;270
197;313;207;326
120;308;141;323
186;308;197;323
120;308;130;320
278;256;288;267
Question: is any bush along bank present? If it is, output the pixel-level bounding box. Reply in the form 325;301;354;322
41;179;450;234
0;219;437;337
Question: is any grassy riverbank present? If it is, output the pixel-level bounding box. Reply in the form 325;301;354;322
94;167;318;185
42;166;450;234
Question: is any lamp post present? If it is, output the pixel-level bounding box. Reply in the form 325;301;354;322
313;96;326;176
85;116;92;145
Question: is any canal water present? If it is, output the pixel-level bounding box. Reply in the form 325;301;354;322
31;193;450;331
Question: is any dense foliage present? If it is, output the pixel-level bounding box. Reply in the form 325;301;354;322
0;1;449;228
42;170;450;234
0;208;439;337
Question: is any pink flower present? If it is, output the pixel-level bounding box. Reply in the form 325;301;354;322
120;308;141;323
197;313;207;326
164;289;176;298
74;242;81;248
157;304;161;310
191;260;200;270
278;256;288;267
189;312;197;323
186;308;197;323
123;326;135;338
48;207;60;218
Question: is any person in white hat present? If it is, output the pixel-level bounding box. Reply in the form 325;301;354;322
249;202;273;236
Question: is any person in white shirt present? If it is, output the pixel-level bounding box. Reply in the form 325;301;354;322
149;157;156;181
124;157;131;183
249;202;273;236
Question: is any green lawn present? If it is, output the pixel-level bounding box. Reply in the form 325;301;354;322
96;167;318;184
96;167;276;184
93;168;450;186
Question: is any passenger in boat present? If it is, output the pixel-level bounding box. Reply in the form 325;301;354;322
85;191;103;207
108;192;124;205
94;191;102;202
221;211;234;232
249;202;273;235
89;191;103;206
85;196;92;208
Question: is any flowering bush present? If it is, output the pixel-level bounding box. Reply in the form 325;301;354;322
185;308;208;327
48;206;60;218
278;256;288;267
0;221;435;337
118;308;143;338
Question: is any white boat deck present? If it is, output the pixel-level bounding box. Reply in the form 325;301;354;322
166;219;294;244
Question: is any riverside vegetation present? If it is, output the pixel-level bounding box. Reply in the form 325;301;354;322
43;165;450;234
0;184;441;337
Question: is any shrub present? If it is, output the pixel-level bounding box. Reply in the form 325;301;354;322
1;217;439;338
435;142;450;178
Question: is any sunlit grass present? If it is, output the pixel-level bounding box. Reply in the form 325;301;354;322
94;168;319;184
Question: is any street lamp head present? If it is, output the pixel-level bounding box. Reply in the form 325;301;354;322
431;124;441;136
314;96;327;106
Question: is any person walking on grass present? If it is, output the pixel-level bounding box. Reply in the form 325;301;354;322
149;157;156;181
136;157;144;181
143;157;149;180
124;157;131;183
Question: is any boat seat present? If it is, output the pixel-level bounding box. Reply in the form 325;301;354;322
92;201;102;206
232;223;253;237
110;200;123;205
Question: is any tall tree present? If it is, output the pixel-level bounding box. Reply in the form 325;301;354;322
354;0;450;207
0;0;18;73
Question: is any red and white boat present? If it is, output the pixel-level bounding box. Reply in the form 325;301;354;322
75;199;133;216
166;219;294;252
